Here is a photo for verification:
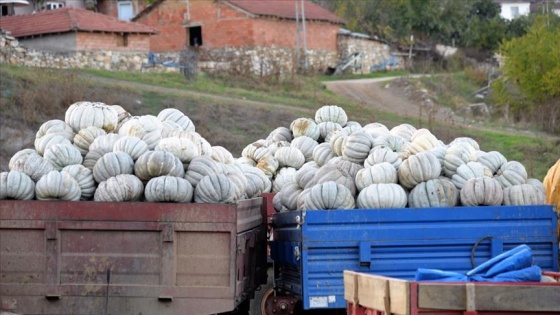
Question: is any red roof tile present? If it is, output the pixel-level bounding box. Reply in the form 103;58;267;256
226;0;345;24
0;7;157;38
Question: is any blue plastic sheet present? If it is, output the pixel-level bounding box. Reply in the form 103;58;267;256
415;244;542;282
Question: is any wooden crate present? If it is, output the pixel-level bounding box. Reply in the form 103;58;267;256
344;270;560;315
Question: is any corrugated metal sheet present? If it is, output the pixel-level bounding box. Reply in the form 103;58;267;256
271;205;559;310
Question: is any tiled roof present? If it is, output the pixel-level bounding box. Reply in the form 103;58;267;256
0;7;157;38
226;0;345;24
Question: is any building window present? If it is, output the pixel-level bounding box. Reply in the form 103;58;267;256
511;6;519;18
117;34;129;47
187;26;202;47
1;5;9;16
43;2;65;10
118;0;134;21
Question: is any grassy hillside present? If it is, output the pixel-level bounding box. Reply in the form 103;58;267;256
1;65;558;179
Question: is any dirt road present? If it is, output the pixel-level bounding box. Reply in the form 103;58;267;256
323;75;462;124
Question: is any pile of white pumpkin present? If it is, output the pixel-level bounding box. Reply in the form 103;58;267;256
0;102;272;203
239;105;546;212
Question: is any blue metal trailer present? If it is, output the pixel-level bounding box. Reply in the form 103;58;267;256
267;205;559;312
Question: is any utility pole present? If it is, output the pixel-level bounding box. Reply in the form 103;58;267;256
295;0;308;73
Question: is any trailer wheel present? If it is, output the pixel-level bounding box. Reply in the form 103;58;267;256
249;267;273;315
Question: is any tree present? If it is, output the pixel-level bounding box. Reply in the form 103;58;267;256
492;16;560;133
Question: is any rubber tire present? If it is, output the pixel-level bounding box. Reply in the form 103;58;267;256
249;267;273;315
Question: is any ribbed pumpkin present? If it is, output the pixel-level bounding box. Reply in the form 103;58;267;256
256;154;280;178
273;190;288;212
266;127;293;143
503;184;545;206
495;161;528;188
305;164;356;196
315;105;348;126
397;151;441;189
274;147;305;169
277;183;303;211
93;151;135;183
82;148;112;171
34;133;71;156
184;155;223;187
363;123;390;138
65;101;119;133
543;159;560;208
43;143;83;170
210;146;234;164
272;167;297;193
113;136;149;161
157;108;195;132
290;118;320;140
94;174;144;202
342;131;373;164
145;176;194;203
372;134;409;160
241;164;271;198
443;143;477;177
303;181;355;210
312;143;335;166
0;171;35;200
9;149;55;181
408;178;458;208
364;146;402;169
242;141;271;163
62;164;96;200
476;151;507;175
296;188;311;210
390;123;417;142
35;170;81;201
295;162;319;189
89;133;123;152
449;137;480;151
194;174;236;203
460;177;503;206
266;140;291;155
291;136;318;162
134;151;184;182
329;127;354;157
451;162;493;189
355;162;398;191
318;122;342;142
226;172;248;201
73;126;107;156
155;137;199;163
36;119;74;142
407;133;441;155
118;115;163;150
111;105;132;130
356;183;407;209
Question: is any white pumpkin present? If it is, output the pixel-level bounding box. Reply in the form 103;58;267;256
397;151;441;189
274;147;305;169
242;141;271;163
43;143;83;170
62;164;96;200
315;105;348;126
155;137;199;163
443;143;477;177
476;151;507;175
9;149;55;181
82;148;112;171
408;178;458;208
194;174;236;203
503;184;545;206
89;133;123;152
318;121;342;142
290;118;320;140
266;127;293;143
304;181;355;210
257;154;280;178
134;151;185;182
34;133;71;156
342;131;373;164
241;164;272;198
295;161;319;189
35;170;81;201
390;123;417;142
65;101;119;133
94;174;144;202
113;136;149;161
305;164;356;196
355;162;398;191
356;183;408;209
210;146;234;164
145;175;194;203
364;146;402;169
184;155;223;187
312;143;335;166
272;167;298;193
73;126;107;156
93;151;135;183
460;177;503;206
0;171;35;200
451;162;493;189
291;136;318;162
495;161;528;188
157;108;195;132
36;119;74;142
118;115;163;150
278;183;303;211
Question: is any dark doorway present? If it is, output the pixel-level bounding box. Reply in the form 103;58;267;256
188;26;202;47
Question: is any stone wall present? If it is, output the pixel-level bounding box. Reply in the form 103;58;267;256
0;30;181;73
337;32;404;74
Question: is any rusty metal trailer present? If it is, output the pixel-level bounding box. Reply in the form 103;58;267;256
0;198;269;315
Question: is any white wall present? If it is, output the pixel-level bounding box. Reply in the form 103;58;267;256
499;2;531;20
14;0;85;15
